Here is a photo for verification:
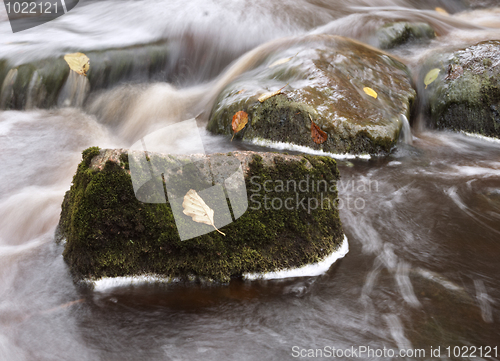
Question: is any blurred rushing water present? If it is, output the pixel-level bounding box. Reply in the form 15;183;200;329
1;0;500;360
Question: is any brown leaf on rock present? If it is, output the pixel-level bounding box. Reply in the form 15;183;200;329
231;111;249;141
311;120;327;144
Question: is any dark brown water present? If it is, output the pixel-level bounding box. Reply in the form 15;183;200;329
1;1;500;360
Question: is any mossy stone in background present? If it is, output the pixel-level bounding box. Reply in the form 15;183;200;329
421;40;500;138
207;35;415;155
0;41;170;110
58;147;344;283
370;22;436;50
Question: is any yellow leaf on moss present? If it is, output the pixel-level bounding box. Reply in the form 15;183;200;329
64;52;90;76
424;68;440;89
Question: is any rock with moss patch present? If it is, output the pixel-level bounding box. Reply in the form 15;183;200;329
422;40;500;138
58;147;344;283
370;22;435;50
207;35;415;155
0;41;170;110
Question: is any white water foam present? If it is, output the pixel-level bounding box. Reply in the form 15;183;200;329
460;131;500;145
251;138;371;160
90;235;349;291
243;235;349;280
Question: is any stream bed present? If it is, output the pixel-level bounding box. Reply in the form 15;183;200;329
1;0;499;360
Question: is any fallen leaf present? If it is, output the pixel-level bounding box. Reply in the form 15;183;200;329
258;83;289;103
363;87;378;99
424;68;440;89
231;111;249;141
268;51;301;68
64;52;90;76
310;116;327;144
435;7;449;15
269;57;293;68
182;189;225;236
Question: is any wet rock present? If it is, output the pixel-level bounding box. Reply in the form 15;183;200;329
58;147;344;283
0;58;70;109
85;41;170;90
465;0;500;9
370;22;436;50
0;41;170;110
422;40;500;138
207;35;415;155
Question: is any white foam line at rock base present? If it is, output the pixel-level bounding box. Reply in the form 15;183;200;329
89;235;349;291
243;234;349;281
250;138;371;160
90;275;180;292
460;131;500;144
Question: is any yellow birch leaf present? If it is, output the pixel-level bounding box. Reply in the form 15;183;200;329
363;87;378;99
182;189;225;236
64;52;90;76
258;83;289;103
435;7;449;15
424;68;440;89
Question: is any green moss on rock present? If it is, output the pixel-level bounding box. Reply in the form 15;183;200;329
207;35;416;155
422;40;500;138
0;60;8;90
86;41;170;90
58;148;344;283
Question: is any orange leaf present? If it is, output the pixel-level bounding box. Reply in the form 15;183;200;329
231;111;249;141
311;121;327;144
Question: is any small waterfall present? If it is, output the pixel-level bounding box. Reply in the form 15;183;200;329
0;68;17;109
25;71;44;110
57;71;90;108
399;114;413;145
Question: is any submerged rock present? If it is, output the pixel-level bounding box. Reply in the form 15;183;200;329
58;147;344;283
370;22;435;50
207;35;415;155
422;40;500;138
0;41;170;110
465;0;500;9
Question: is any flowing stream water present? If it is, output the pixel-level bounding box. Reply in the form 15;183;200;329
1;0;500;360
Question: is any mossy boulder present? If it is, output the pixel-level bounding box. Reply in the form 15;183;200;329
370;22;435;50
58;147;344;283
0;41;170;110
207;35;416;155
422;40;500;138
